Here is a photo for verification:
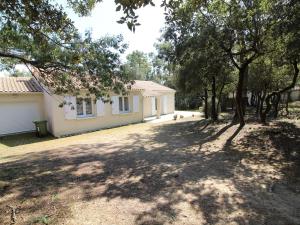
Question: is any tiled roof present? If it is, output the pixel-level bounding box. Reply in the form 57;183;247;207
131;80;175;92
0;77;43;93
0;77;175;95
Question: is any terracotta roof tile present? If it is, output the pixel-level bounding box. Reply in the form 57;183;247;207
0;77;175;95
0;77;43;93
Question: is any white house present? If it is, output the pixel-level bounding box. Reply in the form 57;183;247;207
0;77;175;137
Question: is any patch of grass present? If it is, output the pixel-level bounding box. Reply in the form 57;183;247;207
0;168;19;194
281;101;300;120
51;193;60;201
0;180;10;193
0;132;55;149
0;167;21;180
289;101;300;112
31;215;51;225
289;101;300;107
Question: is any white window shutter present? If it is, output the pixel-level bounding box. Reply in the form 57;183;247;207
151;97;156;115
64;96;76;120
96;99;105;116
133;95;139;113
111;96;119;114
163;95;168;114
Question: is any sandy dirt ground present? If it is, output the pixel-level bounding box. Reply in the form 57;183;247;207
0;116;299;225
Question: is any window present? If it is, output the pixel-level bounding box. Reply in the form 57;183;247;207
76;98;84;116
119;97;123;111
155;97;158;110
124;97;129;111
85;98;92;115
119;96;129;113
76;97;93;117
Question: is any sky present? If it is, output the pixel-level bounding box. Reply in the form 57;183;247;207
65;0;166;58
0;0;165;76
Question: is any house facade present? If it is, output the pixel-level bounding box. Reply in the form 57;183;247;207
0;77;175;137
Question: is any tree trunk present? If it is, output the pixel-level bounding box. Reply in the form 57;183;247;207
261;60;299;123
234;67;247;127
260;92;275;122
242;64;249;114
220;95;227;112
211;76;218;121
217;75;226;112
232;92;235;110
256;91;261;115
204;88;209;119
250;91;256;107
259;91;267;123
285;92;290;116
272;93;281;118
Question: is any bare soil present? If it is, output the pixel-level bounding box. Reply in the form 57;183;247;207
0;116;299;225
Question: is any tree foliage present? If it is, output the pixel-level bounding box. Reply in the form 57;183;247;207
0;0;129;99
123;46;176;85
159;0;299;124
123;50;151;80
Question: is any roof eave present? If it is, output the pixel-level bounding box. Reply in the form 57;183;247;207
0;92;43;95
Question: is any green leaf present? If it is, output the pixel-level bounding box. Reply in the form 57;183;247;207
116;5;121;11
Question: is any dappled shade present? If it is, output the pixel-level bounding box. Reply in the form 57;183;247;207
0;119;299;224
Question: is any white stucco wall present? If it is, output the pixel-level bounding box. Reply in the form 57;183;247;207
160;92;175;115
44;90;144;137
143;96;155;118
143;92;175;118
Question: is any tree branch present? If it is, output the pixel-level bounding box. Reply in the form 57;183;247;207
278;60;299;94
6;1;75;50
0;51;38;65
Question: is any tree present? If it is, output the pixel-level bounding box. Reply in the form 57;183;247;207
258;0;300;123
148;52;165;82
147;41;177;85
171;0;274;126
123;50;151;80
0;0;129;100
164;15;232;121
122;43;177;84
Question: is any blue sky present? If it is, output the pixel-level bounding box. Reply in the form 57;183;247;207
64;0;166;59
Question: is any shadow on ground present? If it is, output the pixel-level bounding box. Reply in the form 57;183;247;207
0;119;299;224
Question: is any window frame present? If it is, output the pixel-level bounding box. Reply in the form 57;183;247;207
85;98;93;115
76;97;84;117
119;96;130;114
76;97;94;118
119;96;123;112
